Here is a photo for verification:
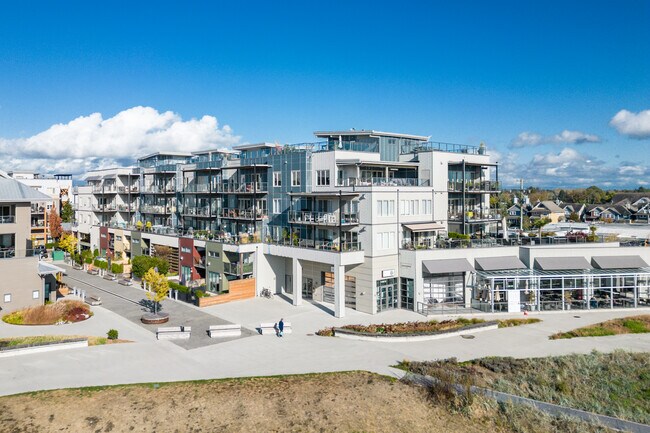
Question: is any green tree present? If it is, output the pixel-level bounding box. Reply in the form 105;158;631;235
60;201;74;223
568;212;580;222
143;268;169;315
532;217;551;239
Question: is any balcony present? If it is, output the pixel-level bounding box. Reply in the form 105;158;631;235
183;206;214;217
183;184;211;193
117;204;137;212
288;210;359;226
336;177;430;187
0;215;16;224
448;211;502;222
31;206;45;214
141;185;176;194
92;185;118;194
448;180;500;192
217;182;268;194
141;205;172;214
267;237;362;252
92;205;117;212
220;208;266;220
117;186;139;193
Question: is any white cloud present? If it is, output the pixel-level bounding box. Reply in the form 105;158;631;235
511;129;600;148
0;106;241;174
609;109;650;139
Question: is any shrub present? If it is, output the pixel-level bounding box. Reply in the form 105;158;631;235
111;263;124;274
2;311;24;325
81;249;93;264
168;281;189;293
93;249;99;257
194;290;205;298
93;259;108;270
107;329;119;340
132;255;170;278
448;232;470;240
45;242;56;249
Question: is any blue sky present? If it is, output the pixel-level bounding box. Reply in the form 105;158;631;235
0;0;648;188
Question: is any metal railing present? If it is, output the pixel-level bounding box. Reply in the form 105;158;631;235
117;204;137;212
288;210;359;225
141;205;173;214
183;206;213;217
183;184;211;193
416;301;477;316
141;185;176;193
402;141;482;155
0;215;16;224
448;212;501;222
267;237;362;252
117;186;139;193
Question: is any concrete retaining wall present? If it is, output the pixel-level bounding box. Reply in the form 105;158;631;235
0;339;88;358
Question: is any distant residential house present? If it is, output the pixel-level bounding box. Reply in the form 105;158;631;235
562;203;586;221
633;202;650;223
585;205;606;222
530;201;565;223
506;204;522;228
600;205;633;222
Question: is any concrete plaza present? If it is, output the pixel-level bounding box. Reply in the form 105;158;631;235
0;267;649;397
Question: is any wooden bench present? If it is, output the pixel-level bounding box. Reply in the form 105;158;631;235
87;268;99;275
85;295;102;306
156;326;191;340
103;272;117;281
208;324;242;338
258;322;292;335
118;278;133;286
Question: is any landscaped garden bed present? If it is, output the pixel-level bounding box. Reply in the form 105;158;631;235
316;317;540;337
550;314;649;339
1;300;92;325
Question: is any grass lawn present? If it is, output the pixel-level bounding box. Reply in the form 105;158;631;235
550;314;650;339
316;317;540;336
0;335;129;349
0;371;617;433
401;350;650;425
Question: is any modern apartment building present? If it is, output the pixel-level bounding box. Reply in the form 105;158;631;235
74;130;503;316
8;171;72;245
0;173;61;313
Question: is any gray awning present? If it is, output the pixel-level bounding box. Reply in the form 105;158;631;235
84;175;101;181
475;256;527;271
534;257;592;271
403;222;446;232
37;261;66;276
423;258;474;275
591;255;649;269
102;173;117;179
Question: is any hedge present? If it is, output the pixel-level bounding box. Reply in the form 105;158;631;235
111;263;124;274
168;281;189;293
93;259;108;270
132;255;170;278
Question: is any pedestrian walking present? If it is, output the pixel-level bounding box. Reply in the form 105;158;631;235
278;318;284;337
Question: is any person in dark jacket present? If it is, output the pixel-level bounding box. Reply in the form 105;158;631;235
278;318;284;337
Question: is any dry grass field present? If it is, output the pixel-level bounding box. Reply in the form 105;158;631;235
0;371;615;433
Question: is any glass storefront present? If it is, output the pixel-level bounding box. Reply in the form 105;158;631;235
400;278;414;310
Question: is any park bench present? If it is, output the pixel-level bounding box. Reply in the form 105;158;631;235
118;278;133;286
85;295;102;306
156;326;191;340
87;268;99;275
208;324;241;338
258;322;292;335
103;272;117;281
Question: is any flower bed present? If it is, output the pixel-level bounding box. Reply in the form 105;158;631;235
2;300;93;325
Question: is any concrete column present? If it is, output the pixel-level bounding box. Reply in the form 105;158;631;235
334;264;345;318
292;257;302;306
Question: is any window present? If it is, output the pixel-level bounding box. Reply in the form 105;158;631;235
401;200;420;215
316;170;330;186
208;250;220;258
376;200;394;217
291;171;301;187
273;172;282;187
376;231;395;250
3;293;10;303
422;200;432;215
115;235;122;241
181;247;191;254
32;290;39;299
272;198;281;214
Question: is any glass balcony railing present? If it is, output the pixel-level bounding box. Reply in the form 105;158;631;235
0;215;16;224
220;208;266;220
141;205;173;214
448;211;501;222
217;182;268;193
267;237;362;252
183;184;211;193
288;210;359;225
141;185;176;193
448;180;500;192
336;177;430;187
183;206;213;217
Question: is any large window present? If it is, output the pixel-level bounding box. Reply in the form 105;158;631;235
400;200;420;215
291;171;301;187
376;200;395;217
316;170;330;186
272;198;281;214
400;278;414;310
377;278;398;312
376;231;395;250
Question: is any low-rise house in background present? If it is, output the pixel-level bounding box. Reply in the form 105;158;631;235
561;203;586;221
530;200;565;223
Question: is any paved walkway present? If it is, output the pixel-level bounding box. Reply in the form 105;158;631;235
1;279;649;396
61;267;256;349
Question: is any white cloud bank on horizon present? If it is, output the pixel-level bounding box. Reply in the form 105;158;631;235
0;106;241;174
609;109;650;139
511;129;600;148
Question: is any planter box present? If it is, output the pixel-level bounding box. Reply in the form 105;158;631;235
333;321;499;342
0;339;88;358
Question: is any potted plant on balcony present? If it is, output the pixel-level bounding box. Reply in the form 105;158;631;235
145;221;152;232
240;233;249;244
136;220;143;231
291;232;299;246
